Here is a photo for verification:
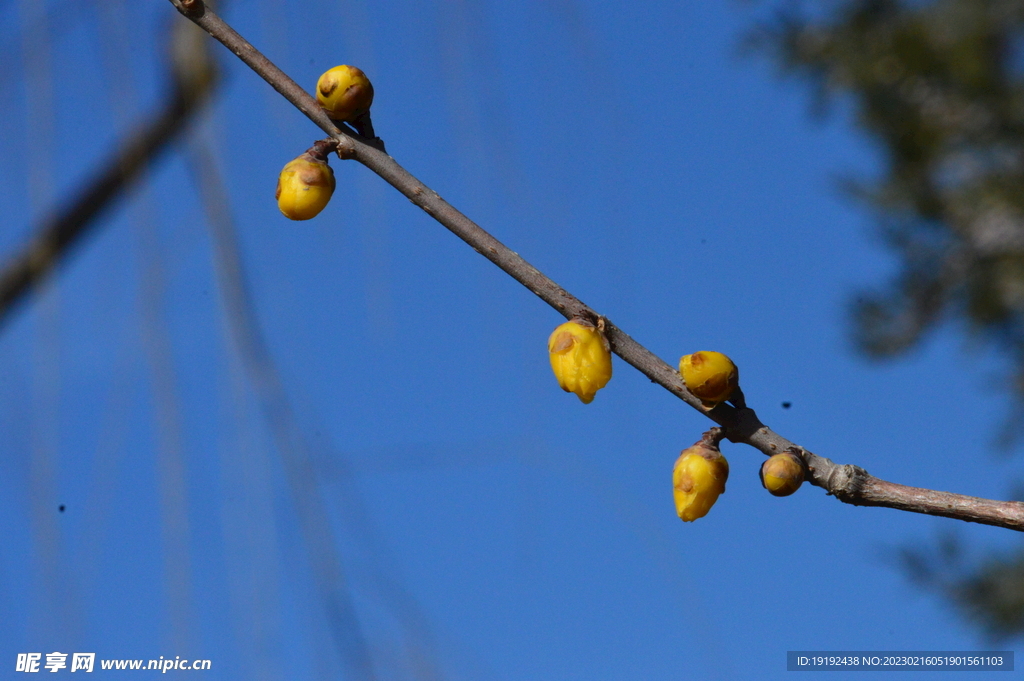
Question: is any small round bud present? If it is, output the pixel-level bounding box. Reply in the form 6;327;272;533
673;429;729;522
679;351;739;408
276;151;335;221
759;451;805;497
548;318;613;404
316;65;374;122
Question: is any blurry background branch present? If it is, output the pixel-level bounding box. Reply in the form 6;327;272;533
167;0;1024;532
0;16;217;329
187;130;445;679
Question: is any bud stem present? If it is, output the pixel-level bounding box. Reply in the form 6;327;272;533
701;427;726;449
306;138;339;163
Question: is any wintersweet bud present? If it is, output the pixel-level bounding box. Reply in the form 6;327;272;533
759;451;805;497
276;150;335;221
679;351;739;408
316;65;374;122
673;429;729;522
548;318;612;404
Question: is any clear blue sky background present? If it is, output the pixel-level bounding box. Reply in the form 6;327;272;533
0;0;1021;679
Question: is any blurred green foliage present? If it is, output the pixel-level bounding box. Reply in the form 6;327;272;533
752;0;1024;640
754;0;1024;386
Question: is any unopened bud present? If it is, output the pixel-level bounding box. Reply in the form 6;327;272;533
759;451;805;497
316;65;374;122
679;351;739;408
276;149;335;221
548;318;613;404
673;429;729;522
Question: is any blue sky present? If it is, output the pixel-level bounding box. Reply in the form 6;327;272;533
0;0;1021;679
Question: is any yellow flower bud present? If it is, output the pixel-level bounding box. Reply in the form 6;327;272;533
679;351;739;408
759;451;805;497
548;318;613;404
673;429;729;522
276;151;335;221
316;65;374;122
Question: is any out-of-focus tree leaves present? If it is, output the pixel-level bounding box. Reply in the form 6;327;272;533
957;555;1024;638
898;535;1024;640
753;0;1024;390
752;0;1024;640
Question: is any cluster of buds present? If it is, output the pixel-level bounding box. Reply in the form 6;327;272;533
547;317;613;403
275;65;376;221
275;63;810;523
668;352;809;523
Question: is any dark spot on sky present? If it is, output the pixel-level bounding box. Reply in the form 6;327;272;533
782;402;792;409
59;505;66;513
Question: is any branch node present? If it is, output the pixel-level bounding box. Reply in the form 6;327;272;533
825;463;869;501
173;0;206;18
722;406;767;445
571;309;600;328
333;135;358;160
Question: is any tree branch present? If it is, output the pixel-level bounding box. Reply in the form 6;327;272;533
0;21;217;330
166;0;1024;532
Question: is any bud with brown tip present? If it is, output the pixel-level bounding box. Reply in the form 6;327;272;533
316;65;374;123
679;351;739;409
275;141;337;221
673;428;729;522
547;317;613;404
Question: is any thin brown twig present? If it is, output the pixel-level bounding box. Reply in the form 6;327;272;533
166;0;1024;532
